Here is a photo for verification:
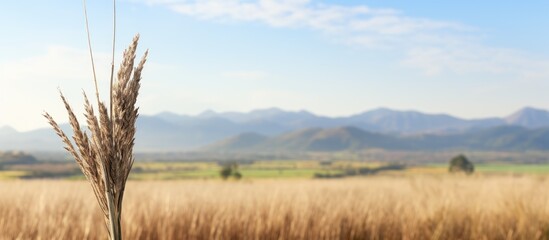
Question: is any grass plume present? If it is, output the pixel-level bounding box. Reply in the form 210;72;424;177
44;35;147;239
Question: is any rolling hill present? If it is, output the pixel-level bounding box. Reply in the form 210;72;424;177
205;126;549;152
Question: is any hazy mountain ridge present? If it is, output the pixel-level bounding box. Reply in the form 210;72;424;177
206;125;549;152
1;107;549;152
0;151;38;164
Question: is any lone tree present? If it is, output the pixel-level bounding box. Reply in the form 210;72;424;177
449;154;474;175
220;164;233;180
220;162;242;180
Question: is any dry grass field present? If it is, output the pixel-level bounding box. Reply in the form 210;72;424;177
1;176;549;240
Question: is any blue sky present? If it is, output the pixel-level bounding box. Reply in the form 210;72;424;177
1;0;548;131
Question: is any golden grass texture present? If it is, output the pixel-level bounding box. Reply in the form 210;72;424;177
1;176;549;240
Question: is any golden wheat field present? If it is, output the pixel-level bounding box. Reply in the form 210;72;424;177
1;176;549;240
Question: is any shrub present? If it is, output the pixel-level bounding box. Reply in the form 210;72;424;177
220;165;233;180
220;162;242;180
449;154;474;175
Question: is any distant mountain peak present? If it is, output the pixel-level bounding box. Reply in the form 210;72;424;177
250;107;284;113
155;111;180;118
523;106;543;110
359;107;395;115
0;126;17;134
297;109;314;114
512;107;546;114
198;109;218;117
505;107;549;128
372;107;396;112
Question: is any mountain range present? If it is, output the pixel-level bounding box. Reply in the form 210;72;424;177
1;107;549;152
205;125;549;152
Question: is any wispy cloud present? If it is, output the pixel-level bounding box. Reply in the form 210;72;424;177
0;46;109;83
135;0;469;47
403;45;549;78
0;45;160;131
0;46;108;131
131;0;549;79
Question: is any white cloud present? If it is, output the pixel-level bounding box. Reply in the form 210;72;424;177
130;0;549;79
134;0;468;45
0;47;109;85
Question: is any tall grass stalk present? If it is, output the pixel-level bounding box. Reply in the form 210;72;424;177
44;1;147;239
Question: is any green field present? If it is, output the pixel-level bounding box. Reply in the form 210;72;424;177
3;160;549;180
129;168;328;180
129;160;347;180
407;163;549;175
0;171;29;180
